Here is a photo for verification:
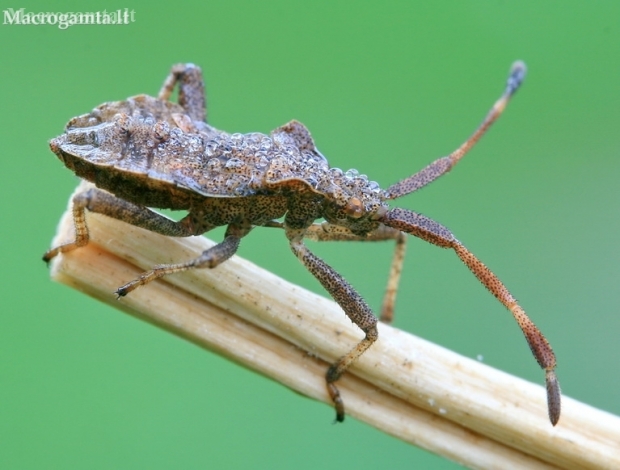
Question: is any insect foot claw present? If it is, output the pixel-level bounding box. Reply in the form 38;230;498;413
327;382;345;423
42;252;53;264
115;284;132;298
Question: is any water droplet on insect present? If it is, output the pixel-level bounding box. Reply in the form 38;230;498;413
246;133;263;145
243;145;258;158
207;158;221;171
256;153;269;168
345;168;359;178
283;145;297;157
230;133;244;144
260;137;273;151
225;178;241;191
204;141;219;157
225;158;244;170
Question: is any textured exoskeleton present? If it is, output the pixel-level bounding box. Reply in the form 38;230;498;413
44;62;560;425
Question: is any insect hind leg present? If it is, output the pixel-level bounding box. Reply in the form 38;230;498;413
158;63;207;123
43;187;196;263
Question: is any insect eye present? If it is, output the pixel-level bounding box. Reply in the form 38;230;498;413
345;197;364;219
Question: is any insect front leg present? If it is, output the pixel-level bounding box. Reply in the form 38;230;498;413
300;222;407;324
286;225;378;422
158;63;207;123
380;207;561;425
43;187;196;263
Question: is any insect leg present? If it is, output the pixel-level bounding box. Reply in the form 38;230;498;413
301;223;407;324
43;187;196;263
380;207;561;425
379;231;406;323
287;227;378;422
158;63;207;123
115;223;248;297
266;221;406;323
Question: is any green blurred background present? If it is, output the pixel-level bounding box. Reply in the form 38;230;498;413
1;1;618;468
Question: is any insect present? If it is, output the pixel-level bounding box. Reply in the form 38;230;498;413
44;62;560;425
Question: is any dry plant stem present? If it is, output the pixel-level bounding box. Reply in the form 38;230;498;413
48;183;620;470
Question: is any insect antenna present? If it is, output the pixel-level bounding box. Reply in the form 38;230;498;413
385;61;527;200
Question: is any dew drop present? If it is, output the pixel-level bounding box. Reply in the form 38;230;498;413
225;178;239;190
246;133;263;145
368;180;380;192
230;133;244;144
207;158;221;171
256;153;270;168
225;158;244;170
205;141;220;157
260;137;273;151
